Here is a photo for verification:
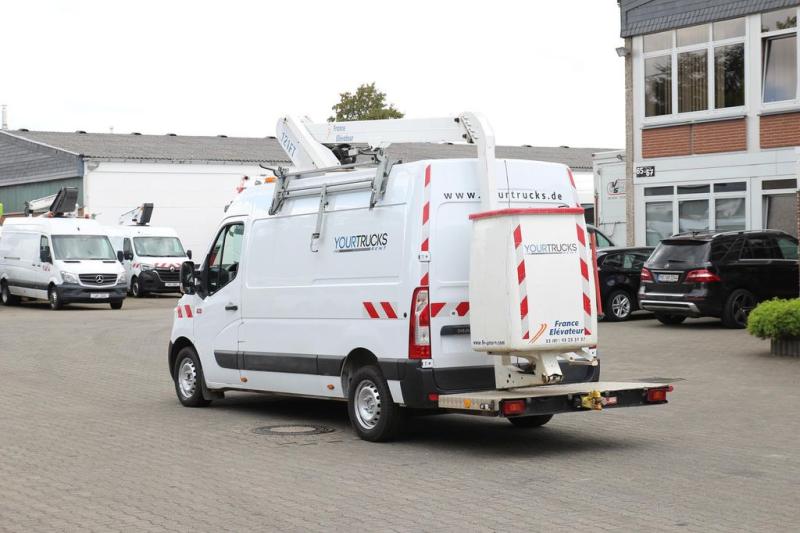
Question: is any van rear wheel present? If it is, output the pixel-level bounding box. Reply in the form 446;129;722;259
348;365;404;442
1;281;20;305
508;414;553;428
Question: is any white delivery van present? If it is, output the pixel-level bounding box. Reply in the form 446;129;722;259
169;114;672;441
107;204;190;297
0;217;126;310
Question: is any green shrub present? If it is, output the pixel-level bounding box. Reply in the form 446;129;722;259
747;299;800;340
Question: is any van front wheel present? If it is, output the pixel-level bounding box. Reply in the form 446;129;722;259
348;365;404;442
48;286;63;310
173;347;211;407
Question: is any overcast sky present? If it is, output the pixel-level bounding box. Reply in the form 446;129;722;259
2;1;625;149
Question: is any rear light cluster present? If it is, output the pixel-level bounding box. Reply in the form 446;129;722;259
646;385;673;403
640;267;653;283
409;287;431;359
684;269;720;283
501;399;526;416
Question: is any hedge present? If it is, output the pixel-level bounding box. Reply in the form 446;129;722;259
747;299;800;340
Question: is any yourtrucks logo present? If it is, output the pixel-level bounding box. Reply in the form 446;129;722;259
333;232;389;252
523;242;578;255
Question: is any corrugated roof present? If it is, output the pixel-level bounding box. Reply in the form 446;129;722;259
620;0;800;37
1;130;290;164
0;130;614;173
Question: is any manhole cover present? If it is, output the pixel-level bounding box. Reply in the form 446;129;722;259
253;424;334;436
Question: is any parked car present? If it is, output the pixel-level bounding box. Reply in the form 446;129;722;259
597;247;654;321
588;225;616;248
638;230;799;328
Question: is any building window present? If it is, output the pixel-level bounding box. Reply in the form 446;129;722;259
642;19;746;118
645;202;674;245
679;199;710;232
762;8;798;103
715;198;746;231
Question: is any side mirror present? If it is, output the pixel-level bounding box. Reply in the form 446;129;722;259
40;249;52;263
186;249;192;260
180;261;196;295
123;251;134;261
117;250;125;263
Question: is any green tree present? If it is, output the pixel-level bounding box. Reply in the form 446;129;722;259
329;83;404;122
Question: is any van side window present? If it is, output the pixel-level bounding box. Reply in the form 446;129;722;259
39;235;51;262
207;223;244;295
775;236;798;260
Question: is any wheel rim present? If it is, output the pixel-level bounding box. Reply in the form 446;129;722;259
732;293;754;325
49;289;58;308
178;358;198;399
354;380;381;430
611;294;631;318
1;286;7;303
132;280;139;296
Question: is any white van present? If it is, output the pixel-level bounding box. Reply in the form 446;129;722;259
168;114;671;441
108;225;190;297
0;217;126;310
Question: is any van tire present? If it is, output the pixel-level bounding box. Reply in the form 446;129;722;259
131;277;146;297
110;301;123;310
604;289;633;321
722;289;755;329
508;414;553;428
1;281;20;305
655;313;686;325
173;347;211;407
348;365;404;442
48;286;63;310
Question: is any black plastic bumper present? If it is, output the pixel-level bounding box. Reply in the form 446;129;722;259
383;359;601;409
139;271;181;293
57;283;126;304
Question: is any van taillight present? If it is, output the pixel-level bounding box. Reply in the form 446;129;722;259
409;287;431;359
685;269;720;283
640;268;653;283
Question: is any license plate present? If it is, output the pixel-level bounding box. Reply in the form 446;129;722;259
165;282;180;287
90;293;110;299
658;274;680;282
601;396;618;406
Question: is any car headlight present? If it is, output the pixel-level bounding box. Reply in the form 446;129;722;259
140;263;154;271
117;273;127;284
62;272;79;284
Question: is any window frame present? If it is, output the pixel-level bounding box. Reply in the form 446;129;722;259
760;9;799;106
204;222;245;296
642;19;747;122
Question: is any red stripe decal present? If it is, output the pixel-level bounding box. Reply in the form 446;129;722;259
513;225;522;248
424;165;431;186
184;304;193;318
421;238;429;252
583;294;592;316
580;259;589;280
522;331;530;340
176;306;183;318
584;328;592;336
430;302;446;317
380;302;397;319
517;261;526;284
422;203;429;224
455;302;470;316
576;225;586;246
363;302;380;319
520;296;528;319
420;272;429;286
568;168;576;188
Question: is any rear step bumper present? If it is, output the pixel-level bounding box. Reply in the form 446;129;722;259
437;381;672;416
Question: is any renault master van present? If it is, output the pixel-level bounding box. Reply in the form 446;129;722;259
109;225;189;297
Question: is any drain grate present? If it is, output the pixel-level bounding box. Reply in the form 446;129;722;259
253;424;335;436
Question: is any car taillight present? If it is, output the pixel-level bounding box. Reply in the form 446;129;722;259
685;268;720;283
409;287;431;359
640;267;653;282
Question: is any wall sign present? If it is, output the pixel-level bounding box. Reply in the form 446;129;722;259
636;166;655;178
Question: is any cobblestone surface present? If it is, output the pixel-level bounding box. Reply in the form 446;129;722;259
1;299;798;532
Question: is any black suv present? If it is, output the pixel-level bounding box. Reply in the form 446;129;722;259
639;230;799;328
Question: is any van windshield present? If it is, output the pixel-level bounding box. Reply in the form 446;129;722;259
647;240;710;268
133;237;185;257
52;235;116;261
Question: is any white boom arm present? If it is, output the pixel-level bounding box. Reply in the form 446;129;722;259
275;112;498;211
118;203;153;226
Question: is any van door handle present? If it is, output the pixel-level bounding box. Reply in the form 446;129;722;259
225;304;238;311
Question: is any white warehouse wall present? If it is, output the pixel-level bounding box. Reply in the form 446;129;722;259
84;161;274;255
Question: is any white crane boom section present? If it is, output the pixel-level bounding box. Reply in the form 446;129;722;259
274;112;498;211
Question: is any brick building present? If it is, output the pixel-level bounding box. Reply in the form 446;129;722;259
612;0;800;245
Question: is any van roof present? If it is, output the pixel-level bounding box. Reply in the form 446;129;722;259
108;225;180;238
2;216;108;235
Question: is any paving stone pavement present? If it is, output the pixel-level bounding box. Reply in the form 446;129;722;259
1;298;799;532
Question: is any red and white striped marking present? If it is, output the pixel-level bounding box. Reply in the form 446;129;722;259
512;218;530;341
419;164;432;287
175;304;193;318
430;301;470;318
362;301;400;319
576;223;592;336
154;262;181;269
